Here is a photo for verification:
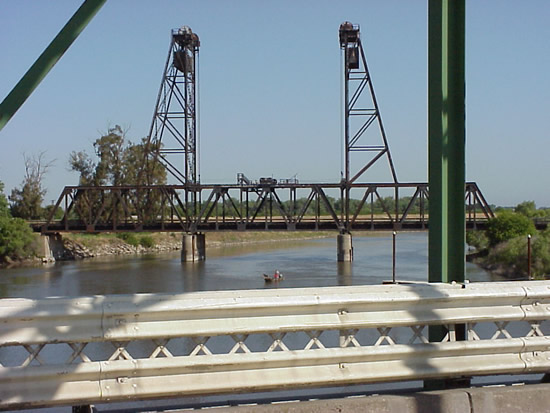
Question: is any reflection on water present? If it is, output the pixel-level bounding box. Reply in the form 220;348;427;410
0;232;500;299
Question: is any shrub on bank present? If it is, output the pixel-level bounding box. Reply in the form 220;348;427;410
486;229;550;279
0;180;35;263
466;230;489;250
116;232;139;247
486;212;535;246
0;216;34;262
116;233;155;249
139;235;155;248
531;229;550;278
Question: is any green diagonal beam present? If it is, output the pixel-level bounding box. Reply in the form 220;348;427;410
0;0;106;132
428;0;466;284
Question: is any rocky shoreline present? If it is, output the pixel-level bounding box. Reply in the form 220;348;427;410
56;236;181;260
12;231;335;266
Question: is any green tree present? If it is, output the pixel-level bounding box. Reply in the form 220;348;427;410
68;150;96;185
94;125;126;186
69;126;167;225
486;211;536;246
515;201;537;218
69;125;126;186
0;180;34;263
43;204;65;220
121;137;166;186
69;126;166;187
515;200;549;219
9;152;53;219
0;181;9;218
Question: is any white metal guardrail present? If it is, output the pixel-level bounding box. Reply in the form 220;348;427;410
0;281;549;409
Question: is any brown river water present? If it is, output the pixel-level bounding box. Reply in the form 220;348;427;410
0;232;499;299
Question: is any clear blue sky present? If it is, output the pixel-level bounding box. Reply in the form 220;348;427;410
1;0;549;207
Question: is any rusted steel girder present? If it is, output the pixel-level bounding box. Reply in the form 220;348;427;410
36;183;493;234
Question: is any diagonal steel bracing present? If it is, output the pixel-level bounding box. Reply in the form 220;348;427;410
38;182;494;234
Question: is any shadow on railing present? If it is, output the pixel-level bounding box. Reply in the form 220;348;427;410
0;280;548;410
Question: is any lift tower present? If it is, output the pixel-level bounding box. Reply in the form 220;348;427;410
339;22;397;184
339;22;398;233
337;22;399;261
147;26;200;188
146;26;204;262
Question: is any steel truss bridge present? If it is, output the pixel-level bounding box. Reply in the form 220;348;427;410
36;182;493;234
30;23;498;236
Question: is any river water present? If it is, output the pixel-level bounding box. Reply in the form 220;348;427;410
0;232;498;299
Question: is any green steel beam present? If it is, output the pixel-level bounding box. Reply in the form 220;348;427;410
0;0;106;132
428;0;466;285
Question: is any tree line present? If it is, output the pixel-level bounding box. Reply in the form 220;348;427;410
1;125;165;263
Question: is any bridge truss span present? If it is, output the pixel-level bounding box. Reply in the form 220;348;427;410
37;182;494;234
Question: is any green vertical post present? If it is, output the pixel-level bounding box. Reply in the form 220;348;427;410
0;0;106;132
428;0;465;285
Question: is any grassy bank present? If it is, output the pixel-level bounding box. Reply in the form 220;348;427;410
62;231;335;256
204;231;334;246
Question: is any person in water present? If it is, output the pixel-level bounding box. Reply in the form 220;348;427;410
274;270;281;279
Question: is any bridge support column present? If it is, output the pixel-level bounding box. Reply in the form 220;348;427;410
38;235;54;262
337;233;353;262
37;234;63;263
425;0;468;392
181;233;206;262
428;0;466;284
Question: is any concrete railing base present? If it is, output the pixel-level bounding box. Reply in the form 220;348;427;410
205;383;550;413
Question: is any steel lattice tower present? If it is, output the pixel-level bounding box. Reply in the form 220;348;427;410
339;22;397;185
147;26;200;186
339;22;398;231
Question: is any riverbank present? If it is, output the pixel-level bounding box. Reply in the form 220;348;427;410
467;230;550;280
468;252;527;280
9;231;335;266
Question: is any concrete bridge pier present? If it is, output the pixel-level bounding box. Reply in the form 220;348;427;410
37;234;65;262
38;235;54;262
337;232;353;262
181;233;206;262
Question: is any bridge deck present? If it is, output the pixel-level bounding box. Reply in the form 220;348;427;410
32;220;490;233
